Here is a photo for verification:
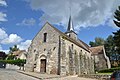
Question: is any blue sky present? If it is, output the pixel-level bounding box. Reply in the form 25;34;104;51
0;0;119;53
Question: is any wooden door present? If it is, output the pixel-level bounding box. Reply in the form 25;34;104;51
40;59;46;73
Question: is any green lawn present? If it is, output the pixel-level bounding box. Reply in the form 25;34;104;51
97;73;112;75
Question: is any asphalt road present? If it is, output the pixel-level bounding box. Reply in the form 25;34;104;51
0;69;39;80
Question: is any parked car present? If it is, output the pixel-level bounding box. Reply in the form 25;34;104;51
110;70;120;80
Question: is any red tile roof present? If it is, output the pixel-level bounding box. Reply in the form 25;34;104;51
13;50;26;56
90;46;104;55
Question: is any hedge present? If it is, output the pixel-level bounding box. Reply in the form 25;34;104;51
98;67;120;73
0;59;26;66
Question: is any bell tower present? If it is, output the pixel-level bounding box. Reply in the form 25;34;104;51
65;16;77;40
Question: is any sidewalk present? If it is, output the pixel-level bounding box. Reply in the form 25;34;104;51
17;70;66;80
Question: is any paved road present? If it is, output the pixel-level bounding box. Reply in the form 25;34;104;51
0;69;39;80
0;69;97;80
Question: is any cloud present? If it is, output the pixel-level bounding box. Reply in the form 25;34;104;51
0;0;7;23
18;40;31;51
26;0;120;32
0;0;7;6
0;40;31;53
0;28;8;40
0;12;7;22
16;18;36;26
1;49;9;54
1;34;23;44
0;28;23;44
0;28;23;53
0;29;31;53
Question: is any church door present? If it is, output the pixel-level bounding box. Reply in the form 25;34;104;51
40;59;46;73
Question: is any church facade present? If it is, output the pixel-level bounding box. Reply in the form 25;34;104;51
25;17;95;75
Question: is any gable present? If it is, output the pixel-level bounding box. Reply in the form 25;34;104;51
31;22;61;45
30;22;90;52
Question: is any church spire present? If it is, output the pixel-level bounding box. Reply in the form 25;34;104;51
65;4;77;40
67;15;74;32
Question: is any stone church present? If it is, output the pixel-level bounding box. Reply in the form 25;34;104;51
25;16;95;75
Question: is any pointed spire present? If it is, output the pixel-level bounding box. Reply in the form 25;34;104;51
67;15;74;32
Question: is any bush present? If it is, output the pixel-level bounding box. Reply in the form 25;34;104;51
98;67;120;73
6;55;16;60
0;59;26;66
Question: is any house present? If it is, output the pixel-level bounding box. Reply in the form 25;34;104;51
13;50;27;60
90;46;111;71
25;16;95;75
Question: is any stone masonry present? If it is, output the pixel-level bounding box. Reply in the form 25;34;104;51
25;21;95;75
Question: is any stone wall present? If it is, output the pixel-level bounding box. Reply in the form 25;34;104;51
60;36;94;75
94;54;108;71
25;23;61;74
6;64;20;70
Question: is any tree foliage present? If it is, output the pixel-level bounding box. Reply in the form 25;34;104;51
6;45;19;60
113;6;120;27
113;30;120;54
104;35;116;58
113;6;120;54
0;59;26;66
89;37;105;47
9;45;19;54
0;51;7;60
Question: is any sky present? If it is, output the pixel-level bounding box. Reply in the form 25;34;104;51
0;0;120;53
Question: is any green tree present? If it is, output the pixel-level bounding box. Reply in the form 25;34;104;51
9;45;19;54
113;6;120;27
113;30;120;54
89;37;105;47
104;35;116;59
7;45;19;60
89;41;96;47
113;6;120;54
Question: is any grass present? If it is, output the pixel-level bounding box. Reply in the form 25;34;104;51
97;72;112;75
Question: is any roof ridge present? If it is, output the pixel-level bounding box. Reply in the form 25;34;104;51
47;22;90;52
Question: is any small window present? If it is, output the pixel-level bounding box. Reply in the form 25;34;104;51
71;44;73;49
34;49;36;52
35;54;38;60
43;33;47;42
53;47;56;51
69;34;71;37
44;48;46;51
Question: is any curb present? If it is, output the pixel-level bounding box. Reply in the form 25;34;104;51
17;71;43;80
17;71;66;80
